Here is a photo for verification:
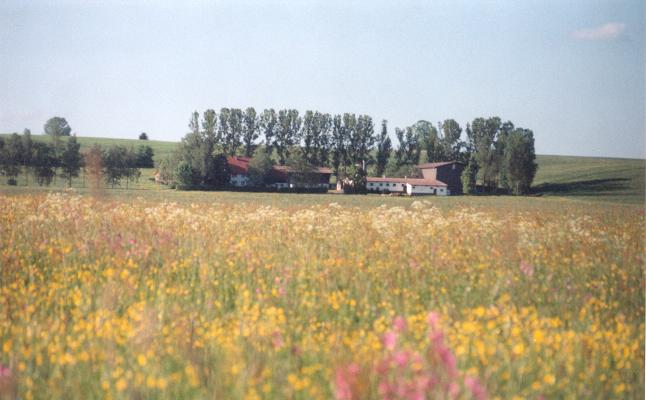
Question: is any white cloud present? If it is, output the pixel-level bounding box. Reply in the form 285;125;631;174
572;22;626;41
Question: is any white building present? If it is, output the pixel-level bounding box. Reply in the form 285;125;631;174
367;177;448;196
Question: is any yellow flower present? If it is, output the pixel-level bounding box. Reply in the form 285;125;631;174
137;354;147;366
543;374;555;385
512;343;525;356
115;378;127;391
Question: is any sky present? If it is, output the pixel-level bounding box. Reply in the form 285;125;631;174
1;0;644;158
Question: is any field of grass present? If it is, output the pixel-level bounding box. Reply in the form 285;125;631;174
533;155;645;204
0;192;643;399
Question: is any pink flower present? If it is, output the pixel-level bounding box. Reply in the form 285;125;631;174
393;316;407;332
394;351;410;367
520;260;534;277
383;331;398;351
465;376;487;400
427;312;440;329
335;363;360;400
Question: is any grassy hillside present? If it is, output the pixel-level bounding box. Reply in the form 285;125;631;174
1;134;643;203
533;155;645;204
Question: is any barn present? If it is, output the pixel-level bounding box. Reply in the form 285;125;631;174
416;161;465;195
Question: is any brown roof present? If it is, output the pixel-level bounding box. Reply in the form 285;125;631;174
416;161;464;169
367;176;447;187
227;156;250;175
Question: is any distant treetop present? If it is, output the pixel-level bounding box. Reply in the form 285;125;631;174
139;132;148;140
44;117;71;137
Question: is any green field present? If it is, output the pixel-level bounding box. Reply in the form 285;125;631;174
1;134;644;204
533;155;645;204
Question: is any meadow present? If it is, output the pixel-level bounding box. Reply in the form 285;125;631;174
0;191;643;399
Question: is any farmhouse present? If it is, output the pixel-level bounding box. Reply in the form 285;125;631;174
227;156;251;187
367;177;449;196
226;156;331;190
416;161;464;195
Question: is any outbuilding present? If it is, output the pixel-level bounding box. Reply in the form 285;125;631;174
366;177;448;196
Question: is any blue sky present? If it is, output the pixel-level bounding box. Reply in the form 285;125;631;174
1;0;644;158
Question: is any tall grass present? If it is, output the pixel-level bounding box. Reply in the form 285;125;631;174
0;193;643;399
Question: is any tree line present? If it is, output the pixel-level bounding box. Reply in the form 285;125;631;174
163;108;537;194
0;117;155;188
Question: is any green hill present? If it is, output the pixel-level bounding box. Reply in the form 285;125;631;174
533;155;645;204
0;133;176;164
1;134;644;203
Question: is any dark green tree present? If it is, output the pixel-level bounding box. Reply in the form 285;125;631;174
224;108;243;156
247;147;274;187
103;145;129;188
123;147;141;189
301;110;316;163
139;132;148;140
394;127;407;167
175;161;201;189
259;109;278;155
471;117;501;191
32;142;57;186
59;135;83;187
1;133;23;184
375;120;392;176
286;148;317;188
504;128;537;195
135;145;155;168
352;114;375;167
218;107;231;152
204;153;231;188
441;119;463;161
461;154;478;194
44;117;72;137
242;107;259;157
313;112;332;166
275;109;301;165
22;129;34;185
330;114;348;177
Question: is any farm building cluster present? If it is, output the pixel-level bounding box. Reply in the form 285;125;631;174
227;156;332;190
226;157;464;196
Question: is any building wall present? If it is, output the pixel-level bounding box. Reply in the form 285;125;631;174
421;169;438;181
230;174;249;187
435;163;464;195
405;184;435;195
367;181;405;192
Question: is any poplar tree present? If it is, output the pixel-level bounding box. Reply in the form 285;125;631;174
259;109;278;156
375;120;392;176
242;107;259;157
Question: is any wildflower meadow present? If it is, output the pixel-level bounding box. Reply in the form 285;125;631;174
0;192;643;399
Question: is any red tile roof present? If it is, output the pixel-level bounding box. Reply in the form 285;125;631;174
416;161;464;169
367;177;447;187
227;156;250;175
228;156;333;178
